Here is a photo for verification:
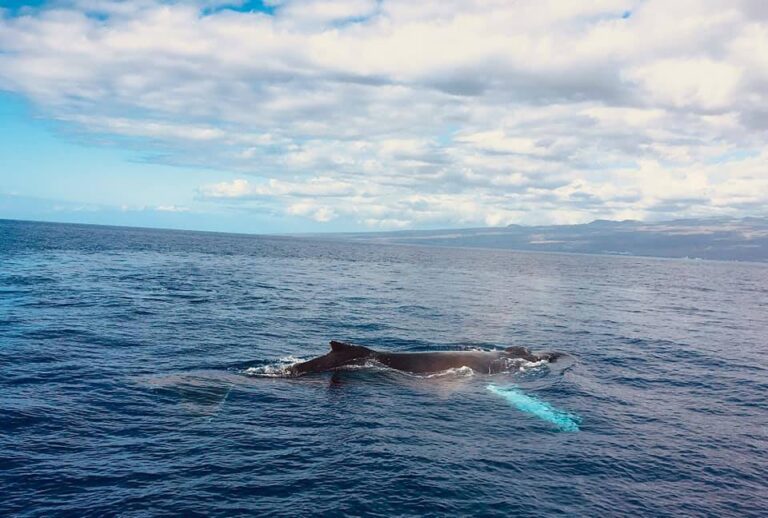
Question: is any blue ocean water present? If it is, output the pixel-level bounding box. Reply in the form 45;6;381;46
1;219;766;516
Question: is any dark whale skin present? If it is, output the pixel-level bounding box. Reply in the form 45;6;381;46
288;341;563;376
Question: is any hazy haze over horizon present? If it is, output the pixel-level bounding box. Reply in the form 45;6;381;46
2;0;768;233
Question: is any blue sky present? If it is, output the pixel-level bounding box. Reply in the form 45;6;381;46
0;91;333;233
1;1;767;233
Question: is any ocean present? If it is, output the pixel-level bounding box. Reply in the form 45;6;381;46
1;219;766;516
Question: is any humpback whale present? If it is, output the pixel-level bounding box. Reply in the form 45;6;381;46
288;341;564;376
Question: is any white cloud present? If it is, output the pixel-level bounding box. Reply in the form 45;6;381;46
626;59;743;111
201;177;356;198
278;0;378;26
457;131;551;157
286;200;337;222
120;203;191;212
1;0;767;228
155;204;190;212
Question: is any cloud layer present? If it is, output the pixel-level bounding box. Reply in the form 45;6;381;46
2;0;767;227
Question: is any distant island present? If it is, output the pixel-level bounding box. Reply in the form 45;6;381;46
321;217;768;263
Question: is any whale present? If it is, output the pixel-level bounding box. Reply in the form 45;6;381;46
288;340;564;376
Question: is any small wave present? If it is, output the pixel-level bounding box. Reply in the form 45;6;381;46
329;361;478;379
420;366;476;378
335;359;392;372
519;359;548;372
242;356;304;377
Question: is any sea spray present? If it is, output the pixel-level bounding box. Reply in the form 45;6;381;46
487;384;580;432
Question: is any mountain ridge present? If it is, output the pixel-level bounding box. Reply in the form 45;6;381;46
321;217;768;262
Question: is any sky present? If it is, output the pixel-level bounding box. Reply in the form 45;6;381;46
1;0;767;234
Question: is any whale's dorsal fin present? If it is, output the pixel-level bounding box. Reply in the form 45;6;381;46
330;340;371;354
330;340;356;352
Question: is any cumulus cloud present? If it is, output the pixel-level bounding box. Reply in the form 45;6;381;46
1;0;767;228
200;177;356;198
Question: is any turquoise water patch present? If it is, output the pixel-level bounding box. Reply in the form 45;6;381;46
487;385;580;432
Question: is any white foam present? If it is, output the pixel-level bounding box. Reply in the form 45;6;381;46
421;366;476;378
519;359;548;372
346;361;476;379
243;355;304;377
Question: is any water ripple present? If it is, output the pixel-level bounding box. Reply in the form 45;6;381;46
1;219;766;516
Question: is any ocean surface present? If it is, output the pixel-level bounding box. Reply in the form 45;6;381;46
1;219;766;517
